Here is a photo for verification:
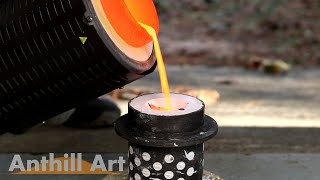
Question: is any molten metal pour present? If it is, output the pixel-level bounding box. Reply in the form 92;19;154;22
139;22;172;111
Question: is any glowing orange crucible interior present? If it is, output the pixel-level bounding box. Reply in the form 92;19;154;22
100;0;159;47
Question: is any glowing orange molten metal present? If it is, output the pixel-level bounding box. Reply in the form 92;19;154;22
100;0;159;47
139;23;172;111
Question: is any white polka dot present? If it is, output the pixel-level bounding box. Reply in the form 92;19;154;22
129;177;133;180
164;171;174;179
178;178;185;180
153;162;162;171
129;146;134;155
164;154;174;163
134;173;141;180
187;167;195;176
142;152;151;161
185;151;195;161
142;168;151;177
176;161;186;170
134;157;141;166
129;162;134;170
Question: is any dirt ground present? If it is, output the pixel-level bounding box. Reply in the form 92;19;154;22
1;66;319;153
156;0;320;67
122;66;320;127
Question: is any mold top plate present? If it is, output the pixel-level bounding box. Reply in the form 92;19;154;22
129;93;204;116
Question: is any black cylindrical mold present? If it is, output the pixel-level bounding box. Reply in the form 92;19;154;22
128;143;204;180
0;0;156;133
115;93;218;180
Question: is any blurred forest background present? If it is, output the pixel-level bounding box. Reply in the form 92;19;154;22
154;0;320;68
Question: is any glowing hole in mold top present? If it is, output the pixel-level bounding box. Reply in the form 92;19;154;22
130;93;204;116
139;22;172;111
147;98;189;111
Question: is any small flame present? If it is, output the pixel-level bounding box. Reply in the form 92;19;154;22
139;22;172;111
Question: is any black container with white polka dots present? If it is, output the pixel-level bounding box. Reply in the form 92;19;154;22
128;142;204;180
115;93;218;180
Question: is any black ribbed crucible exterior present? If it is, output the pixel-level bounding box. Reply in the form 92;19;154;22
0;0;156;133
115;93;218;180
